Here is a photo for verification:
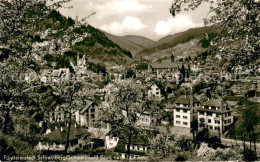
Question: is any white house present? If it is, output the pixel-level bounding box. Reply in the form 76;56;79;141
148;82;165;101
136;111;155;127
105;131;119;149
197;99;234;134
173;94;201;128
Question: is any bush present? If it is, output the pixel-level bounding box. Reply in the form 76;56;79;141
243;149;258;161
175;154;187;161
136;63;148;70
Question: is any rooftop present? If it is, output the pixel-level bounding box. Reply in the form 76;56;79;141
150;62;178;69
174;95;200;106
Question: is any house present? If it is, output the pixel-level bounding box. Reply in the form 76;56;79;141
173;94;201;128
35;125;90;151
147;82;166;101
40;69;52;84
136;110;156;127
114;135;149;159
49;106;66;123
149;62;178;72
197;99;234;134
52;68;70;83
105;131;120;149
75;100;99;128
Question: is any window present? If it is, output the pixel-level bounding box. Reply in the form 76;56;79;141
228;112;231;116
209;126;213;130
183;109;187;113
183;116;188;119
228;119;231;123
215;120;220;124
176;109;180;112
91;108;95;113
176;115;180;118
176;121;181;124
207;112;212;116
208;119;211;123
224;120;227;124
215;126;220;130
199;111;204;115
156;92;159;95
199;118;205;123
183;122;188;125
156;88;159;90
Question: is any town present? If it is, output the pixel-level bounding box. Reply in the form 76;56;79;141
0;0;259;161
23;53;260;160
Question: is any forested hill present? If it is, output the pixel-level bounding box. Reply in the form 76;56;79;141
34;10;133;71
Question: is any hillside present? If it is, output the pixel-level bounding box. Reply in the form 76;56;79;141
35;10;133;71
135;25;219;58
104;32;154;56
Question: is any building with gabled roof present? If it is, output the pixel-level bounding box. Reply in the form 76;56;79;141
173;93;201;128
147;82;166;101
35;124;90;151
197;99;234;134
149;62;178;72
75;100;99;128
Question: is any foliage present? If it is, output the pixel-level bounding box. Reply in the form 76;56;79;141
175;136;194;152
175;154;187;161
192;82;206;94
149;133;175;159
136;63;148;70
243;149;258;161
199;33;218;48
88;62;107;75
125;69;136;78
100;83;158;159
170;0;260;64
0;0;90;156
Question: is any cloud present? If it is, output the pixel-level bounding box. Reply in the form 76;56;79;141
155;15;198;36
104;0;149;12
90;0;150;19
100;16;146;34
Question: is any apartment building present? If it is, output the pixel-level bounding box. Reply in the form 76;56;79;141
173;94;201;128
197;99;234;134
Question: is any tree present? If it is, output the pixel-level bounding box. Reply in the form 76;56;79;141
227;125;237;146
171;54;175;62
100;83;154;159
170;0;260;64
179;65;186;84
0;0;89;156
190;118;198;142
149;132;175;159
241;104;260;153
52;80;84;154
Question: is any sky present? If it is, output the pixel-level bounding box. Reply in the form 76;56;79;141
60;0;211;41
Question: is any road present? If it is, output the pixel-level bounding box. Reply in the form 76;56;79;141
221;137;260;149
